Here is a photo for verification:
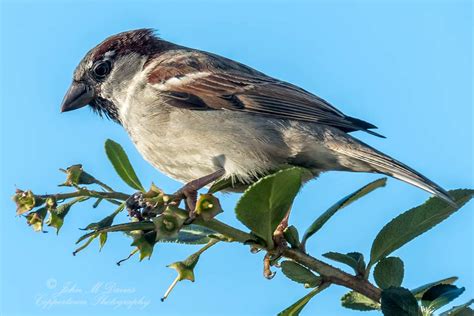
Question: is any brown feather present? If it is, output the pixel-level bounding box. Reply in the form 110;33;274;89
146;51;382;136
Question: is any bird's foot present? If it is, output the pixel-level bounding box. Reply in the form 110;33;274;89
262;212;291;279
172;169;225;221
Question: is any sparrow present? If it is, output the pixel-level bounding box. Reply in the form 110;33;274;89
60;28;454;205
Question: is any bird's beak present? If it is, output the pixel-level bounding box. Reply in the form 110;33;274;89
60;82;95;113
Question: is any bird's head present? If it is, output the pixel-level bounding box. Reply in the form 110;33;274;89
60;28;171;122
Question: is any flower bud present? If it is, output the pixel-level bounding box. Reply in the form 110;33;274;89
26;207;47;232
13;189;44;215
195;194;223;221
45;197;57;211
60;164;95;187
162;253;200;301
153;210;186;240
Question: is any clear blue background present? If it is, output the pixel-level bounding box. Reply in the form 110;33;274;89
1;0;472;315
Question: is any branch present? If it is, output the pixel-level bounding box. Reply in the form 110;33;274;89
282;248;381;302
193;217;381;302
37;188;130;202
26;186;382;302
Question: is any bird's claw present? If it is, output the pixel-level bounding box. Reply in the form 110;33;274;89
172;169;225;221
172;185;198;220
261;211;291;279
263;253;276;279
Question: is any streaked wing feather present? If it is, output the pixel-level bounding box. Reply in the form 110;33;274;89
149;53;383;136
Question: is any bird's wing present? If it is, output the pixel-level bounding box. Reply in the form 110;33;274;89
147;51;384;137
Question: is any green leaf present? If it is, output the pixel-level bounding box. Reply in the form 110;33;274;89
130;231;156;261
443;307;474;316
440;300;474;316
46;199;78;234
25;207;48;232
158;225;215;245
301;178;386;247
82;203;125;231
381;287;421;316
369;189;473;268
322;251;366;275
278;283;330;316
76;221;155;244
99;232;107;251
374;257;404;289
73;233;98;256
341;291;381;311
280;261;321;288
412;277;458;300
283;225;301;249
104;139;144;191
421;284;465;313
208;177;234;193
235;167;304;248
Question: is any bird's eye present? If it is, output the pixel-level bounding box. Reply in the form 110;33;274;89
92;60;111;79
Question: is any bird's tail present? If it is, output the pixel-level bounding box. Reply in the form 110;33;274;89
327;135;455;206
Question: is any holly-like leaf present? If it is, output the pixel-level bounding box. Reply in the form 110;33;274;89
104;139;144;191
158;225;214;245
322;251;366;275
301;178;386;247
421;284;465;313
208;166;300;194
235;167;304;248
381;287;421;316
374;257;404;289
369;189;473;268
280;261;321;288
439;300;474;316
412;277;458;300
278;283;330;316
341;291;381;311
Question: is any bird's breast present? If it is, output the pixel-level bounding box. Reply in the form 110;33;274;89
119;100;293;184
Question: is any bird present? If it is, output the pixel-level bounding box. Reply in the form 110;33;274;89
60;28;454;207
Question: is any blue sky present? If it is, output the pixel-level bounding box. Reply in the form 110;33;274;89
0;0;472;315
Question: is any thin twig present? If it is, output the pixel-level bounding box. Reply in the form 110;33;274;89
37;189;130;202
